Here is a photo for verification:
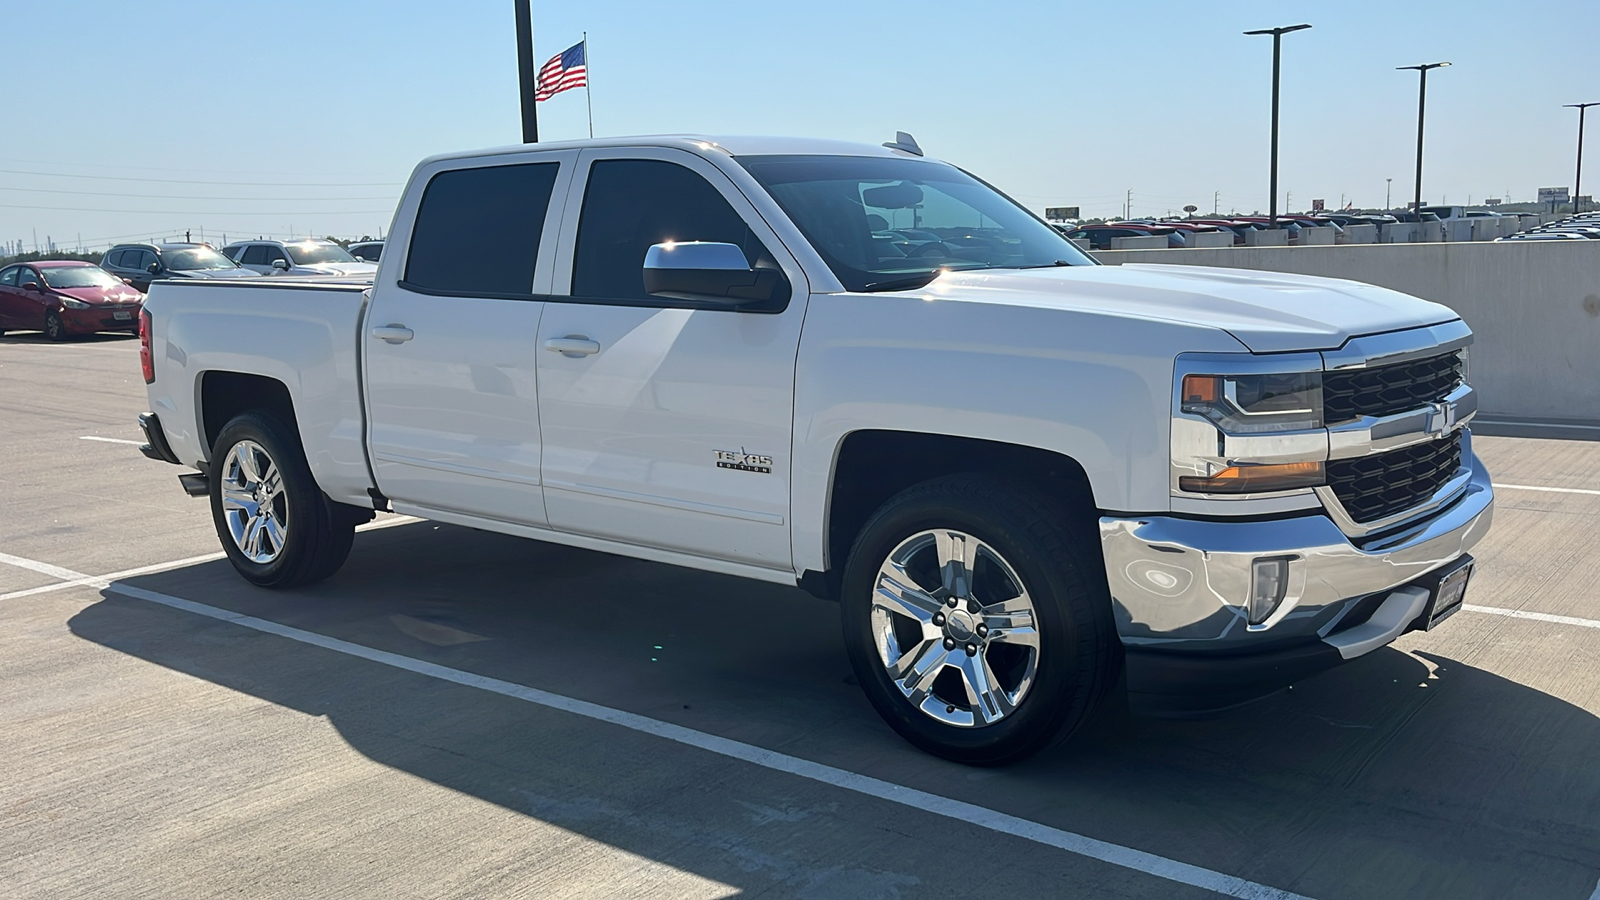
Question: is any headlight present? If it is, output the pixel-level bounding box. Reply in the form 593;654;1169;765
59;297;91;309
1180;372;1323;434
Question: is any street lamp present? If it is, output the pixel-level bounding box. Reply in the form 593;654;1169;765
1245;23;1312;225
1386;177;1393;210
1397;62;1451;218
1565;103;1598;214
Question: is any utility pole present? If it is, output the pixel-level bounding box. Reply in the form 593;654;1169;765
1398;62;1451;216
1214;191;1220;215
1245;24;1312;226
1565;103;1598;214
514;0;539;143
1386;178;1393;210
1125;188;1132;220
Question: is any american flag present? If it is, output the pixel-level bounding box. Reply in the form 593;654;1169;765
535;41;587;101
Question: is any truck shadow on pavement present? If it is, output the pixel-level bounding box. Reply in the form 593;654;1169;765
68;520;1600;900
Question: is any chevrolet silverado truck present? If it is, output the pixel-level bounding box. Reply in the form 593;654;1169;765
136;134;1493;764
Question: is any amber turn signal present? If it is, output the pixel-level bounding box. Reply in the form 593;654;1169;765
1181;374;1221;405
1179;461;1325;494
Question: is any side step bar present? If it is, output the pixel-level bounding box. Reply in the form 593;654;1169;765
178;472;210;497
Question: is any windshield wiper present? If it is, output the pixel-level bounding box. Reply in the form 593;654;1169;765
859;264;992;293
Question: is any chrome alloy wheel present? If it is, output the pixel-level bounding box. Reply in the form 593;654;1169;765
219;440;289;564
871;529;1041;727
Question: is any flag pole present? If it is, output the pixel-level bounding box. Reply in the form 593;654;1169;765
584;32;594;138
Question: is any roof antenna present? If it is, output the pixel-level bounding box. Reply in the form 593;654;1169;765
883;131;923;157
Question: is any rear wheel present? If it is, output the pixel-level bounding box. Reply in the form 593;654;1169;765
209;411;365;588
840;474;1119;765
44;310;69;342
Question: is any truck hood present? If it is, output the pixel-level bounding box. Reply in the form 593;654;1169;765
922;264;1459;353
296;261;379;278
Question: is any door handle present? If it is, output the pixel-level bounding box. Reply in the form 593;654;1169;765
371;324;414;344
544;335;601;357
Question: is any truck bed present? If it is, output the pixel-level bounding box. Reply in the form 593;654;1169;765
142;277;377;507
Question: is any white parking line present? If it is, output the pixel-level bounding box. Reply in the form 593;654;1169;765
79;435;145;446
0;548;1313;899
1492;483;1600;497
0;515;419;603
0;553;225;602
1463;605;1600;630
0;551;89;583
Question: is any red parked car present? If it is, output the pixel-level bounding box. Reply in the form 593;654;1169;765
0;260;145;341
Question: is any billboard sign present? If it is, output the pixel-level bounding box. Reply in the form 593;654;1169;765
1537;187;1570;204
1044;207;1081;221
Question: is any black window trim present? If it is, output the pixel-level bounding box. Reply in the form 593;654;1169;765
393;280;785;314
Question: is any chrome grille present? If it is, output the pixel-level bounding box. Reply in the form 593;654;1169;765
1327;432;1463;524
1322;351;1463;424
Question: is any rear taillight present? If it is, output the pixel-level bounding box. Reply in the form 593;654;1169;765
139;308;154;383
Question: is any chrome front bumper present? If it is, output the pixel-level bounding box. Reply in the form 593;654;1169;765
1099;446;1494;655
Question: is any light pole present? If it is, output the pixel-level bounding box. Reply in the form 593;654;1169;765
1245;24;1312;226
1386;178;1393;210
1398;62;1450;217
1565;103;1598;214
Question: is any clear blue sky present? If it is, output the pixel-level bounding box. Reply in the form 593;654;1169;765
5;0;1597;251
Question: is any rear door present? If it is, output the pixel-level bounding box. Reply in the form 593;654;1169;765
533;148;808;570
362;149;575;526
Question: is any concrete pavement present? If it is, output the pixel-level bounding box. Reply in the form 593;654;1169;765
2;331;1599;899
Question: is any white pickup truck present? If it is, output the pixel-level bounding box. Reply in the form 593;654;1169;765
137;134;1493;764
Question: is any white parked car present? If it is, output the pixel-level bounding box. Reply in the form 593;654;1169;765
136;134;1492;764
220;239;379;279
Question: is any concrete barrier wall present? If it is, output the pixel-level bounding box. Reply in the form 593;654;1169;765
1342;224;1378;244
1245;228;1288;247
1187;231;1234;248
1091;241;1600;422
1298;227;1336;245
1110;235;1167;250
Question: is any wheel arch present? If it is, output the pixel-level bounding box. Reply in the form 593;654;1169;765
803;430;1101;601
199;371;301;456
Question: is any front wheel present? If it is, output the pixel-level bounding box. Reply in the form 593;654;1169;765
840;474;1119;765
209;411;363;588
44;310;69;341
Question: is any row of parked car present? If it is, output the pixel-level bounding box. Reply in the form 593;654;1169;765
1495;212;1600;242
0;238;385;340
1058;214;1398;249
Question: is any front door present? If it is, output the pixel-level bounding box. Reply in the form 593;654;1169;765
362;150;575;526
535;148;808;571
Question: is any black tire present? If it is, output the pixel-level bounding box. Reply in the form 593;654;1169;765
208;411;362;588
840;474;1119;765
44;310;69;342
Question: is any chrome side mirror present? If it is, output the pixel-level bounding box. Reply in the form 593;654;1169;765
641;241;782;306
270;258;290;271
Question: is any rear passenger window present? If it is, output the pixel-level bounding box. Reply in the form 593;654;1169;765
404;162;559;296
0;267;17;286
571;159;775;302
241;245;269;265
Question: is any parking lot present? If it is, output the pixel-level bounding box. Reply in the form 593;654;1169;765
3;333;1598;900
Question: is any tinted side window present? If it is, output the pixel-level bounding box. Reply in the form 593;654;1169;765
135;250;157;270
404;162;559;296
241;245;269;265
262;246;287;265
0;266;17;286
104;250;126;268
572;159;770;302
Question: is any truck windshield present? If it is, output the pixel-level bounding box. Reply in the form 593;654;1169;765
738;154;1094;292
285;243;358;265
